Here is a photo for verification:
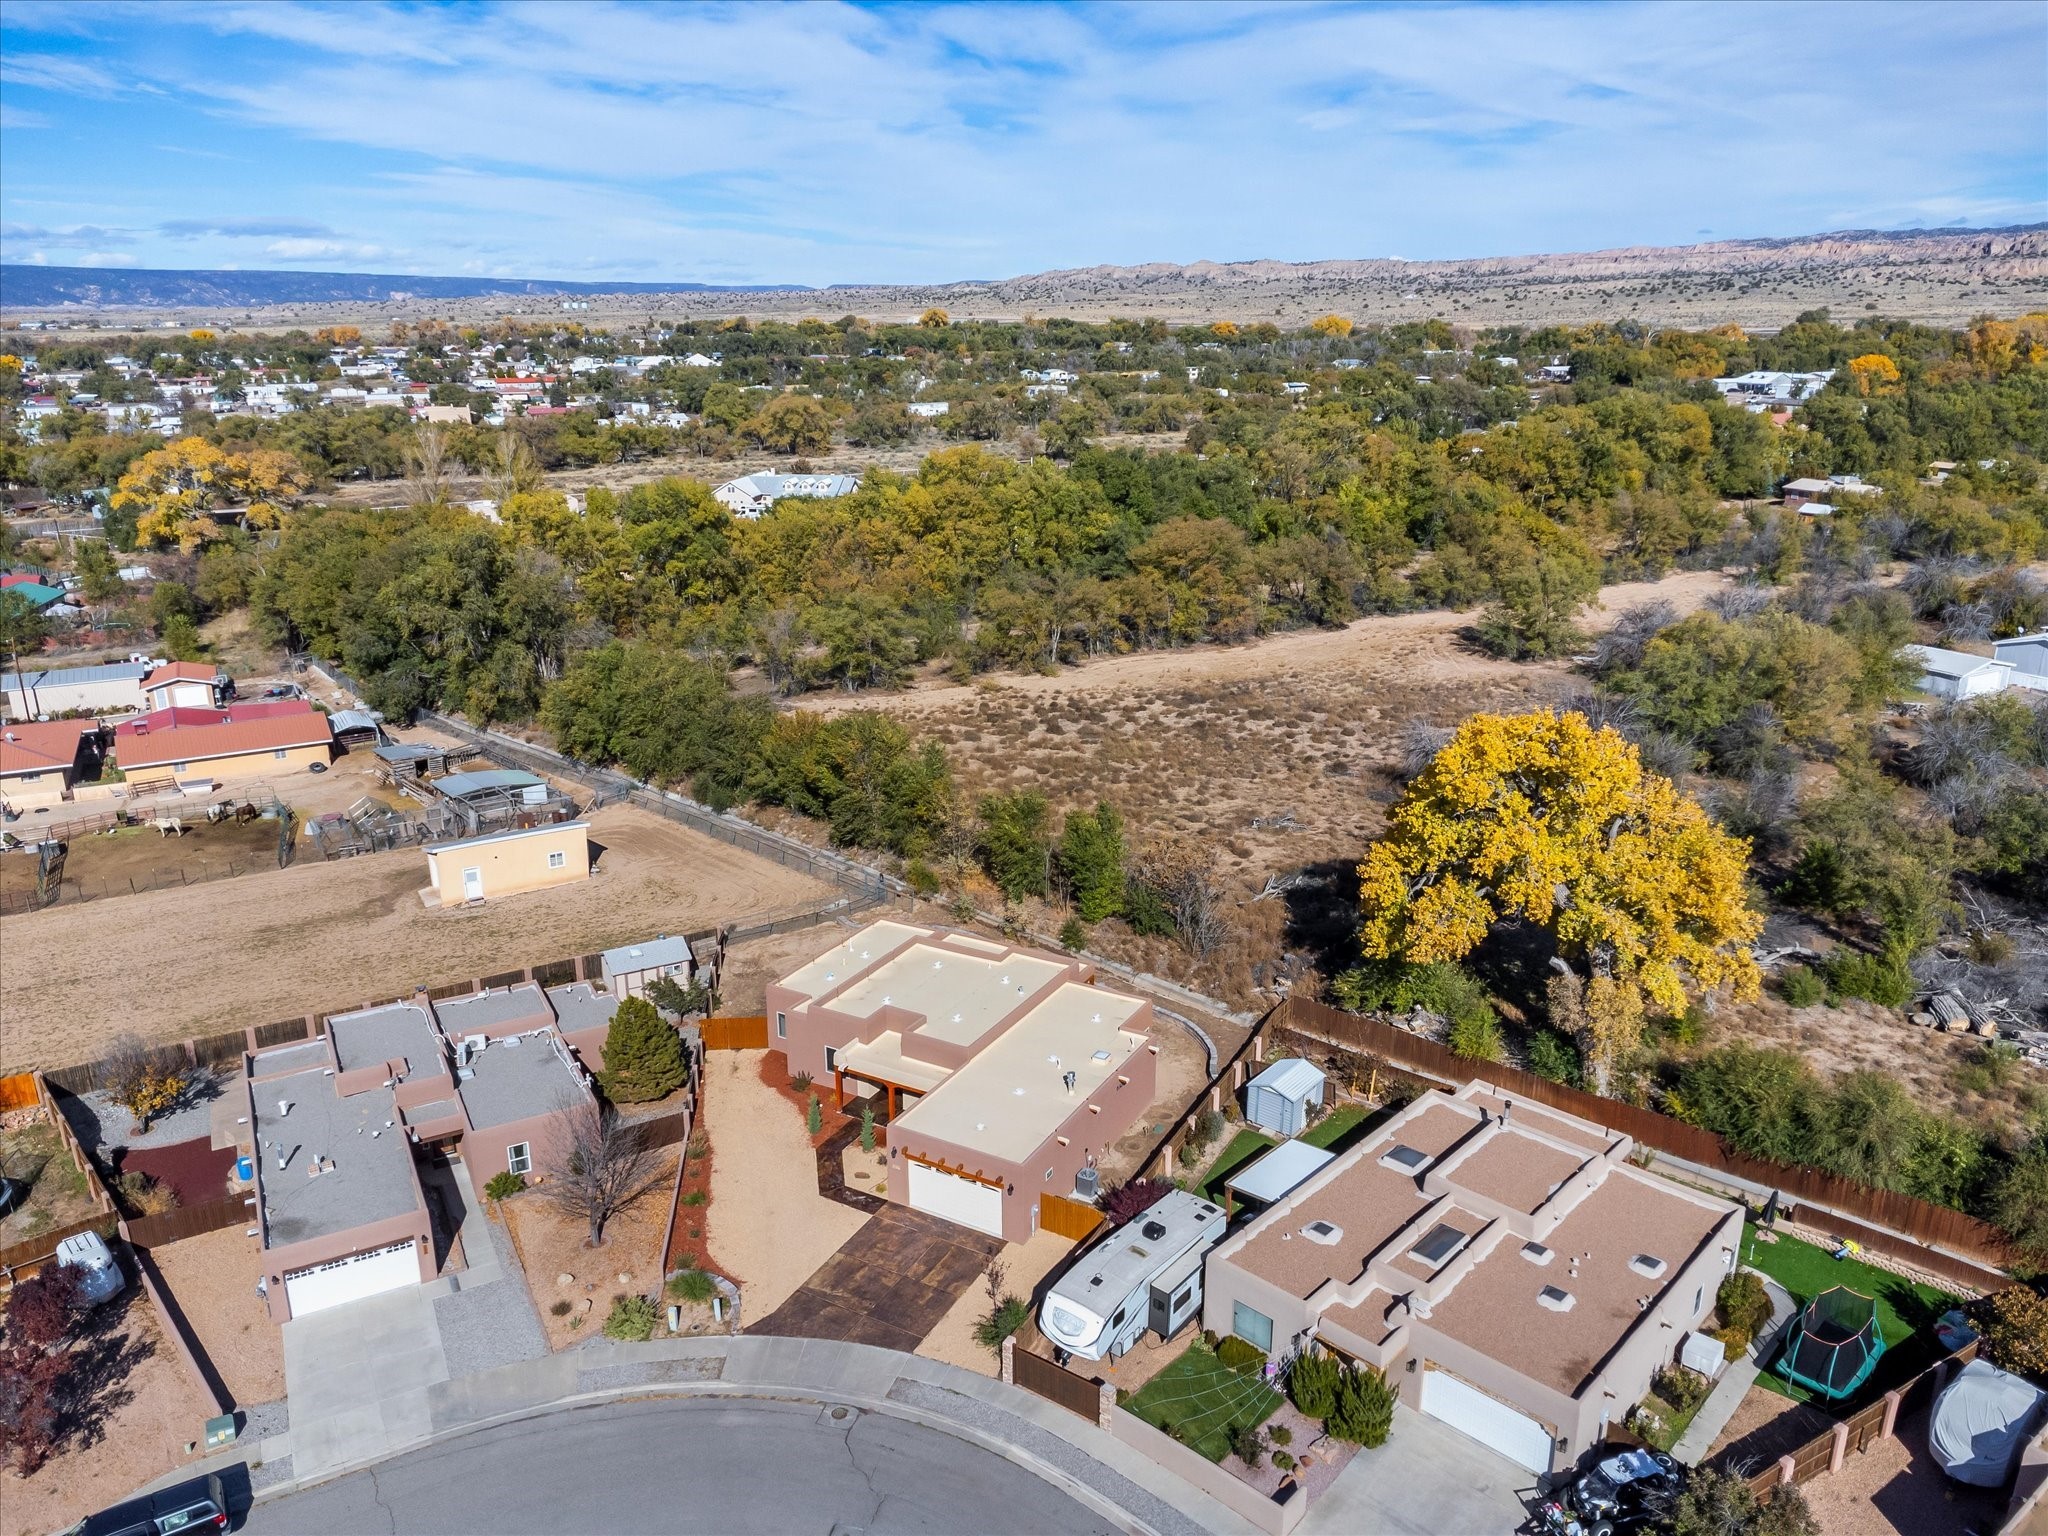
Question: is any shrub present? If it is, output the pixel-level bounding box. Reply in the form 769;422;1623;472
602;1295;659;1342
859;1102;876;1152
1448;1009;1504;1062
1216;1335;1267;1373
1101;1177;1172;1226
1272;1451;1296;1472
1327;1366;1395;1448
1777;965;1826;1007
1527;1030;1581;1085
484;1171;527;1202
1713;1325;1752;1361
1972;1287;2048;1379
805;1094;823;1135
904;858;941;897
1652;1363;1709;1415
791;1071;813;1094
113;1169;179;1216
1201;1329;1220;1351
1287;1350;1340;1418
1185;1107;1225;1157
972;1295;1031;1360
1268;1425;1292;1447
1058;915;1087;952
1825;948;1913;1009
680;1189;706;1207
667;1269;717;1304
599;996;687;1103
1229;1422;1268;1466
549;1299;573;1318
1718;1271;1773;1339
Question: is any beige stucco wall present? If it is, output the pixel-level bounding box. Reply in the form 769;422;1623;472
120;738;331;783
424;823;589;904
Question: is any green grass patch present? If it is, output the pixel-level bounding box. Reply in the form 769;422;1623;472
1741;1226;1957;1406
1302;1103;1373;1151
1197;1128;1278;1205
1122;1339;1281;1461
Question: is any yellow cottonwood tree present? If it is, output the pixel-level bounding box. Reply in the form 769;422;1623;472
1358;711;1761;1084
1309;314;1354;337
1846;353;1901;395
112;437;310;551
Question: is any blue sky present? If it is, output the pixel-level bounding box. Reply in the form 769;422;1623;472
1;0;2042;285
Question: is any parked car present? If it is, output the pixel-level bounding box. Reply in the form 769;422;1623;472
63;1469;230;1534
57;1231;125;1306
1537;1447;1683;1536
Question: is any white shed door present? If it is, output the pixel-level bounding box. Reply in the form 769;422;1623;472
1420;1366;1553;1473
284;1239;419;1317
907;1161;1003;1237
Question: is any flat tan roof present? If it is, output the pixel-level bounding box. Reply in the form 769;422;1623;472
779;920;926;1000
1235;1158;1432;1300
890;984;1146;1163
1465;1089;1616;1154
836;1031;952;1094
1448;1131;1590;1216
1425;1168;1731;1397
832;943;1067;1046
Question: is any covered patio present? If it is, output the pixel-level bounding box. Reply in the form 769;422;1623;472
830;1031;951;1121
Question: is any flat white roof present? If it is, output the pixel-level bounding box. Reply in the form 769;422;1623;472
832;943;1067;1046
779;920;925;1001
1227;1140;1337;1205
835;1031;952;1094
891;983;1147;1163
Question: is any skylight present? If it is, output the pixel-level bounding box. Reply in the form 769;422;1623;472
1409;1223;1468;1268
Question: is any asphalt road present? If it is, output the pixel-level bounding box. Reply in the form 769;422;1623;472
242;1395;1120;1535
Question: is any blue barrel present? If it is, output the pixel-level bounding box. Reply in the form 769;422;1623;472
235;1155;254;1182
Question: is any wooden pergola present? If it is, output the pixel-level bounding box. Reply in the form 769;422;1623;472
832;1063;929;1121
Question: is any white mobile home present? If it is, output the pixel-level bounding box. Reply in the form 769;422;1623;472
1039;1191;1226;1363
1992;634;2048;693
1905;644;2014;702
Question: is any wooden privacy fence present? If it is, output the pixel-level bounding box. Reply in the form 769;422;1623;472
0;1071;38;1112
702;1016;768;1052
0;1217;109;1281
1012;1345;1105;1421
124;1190;250;1250
1273;997;2015;1276
1039;1191;1107;1243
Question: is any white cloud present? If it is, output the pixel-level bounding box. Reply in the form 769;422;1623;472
263;237;386;261
0;103;51;128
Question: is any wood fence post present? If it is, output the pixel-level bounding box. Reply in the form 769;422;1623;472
1097;1378;1116;1431
1828;1421;1849;1473
1001;1336;1015;1385
1880;1388;1903;1440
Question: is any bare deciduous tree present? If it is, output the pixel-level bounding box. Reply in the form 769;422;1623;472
537;1095;663;1248
1399;719;1455;781
404;424;450;507
1588;600;1678;676
1132;837;1227;959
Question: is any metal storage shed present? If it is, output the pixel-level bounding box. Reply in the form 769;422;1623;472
1244;1058;1325;1137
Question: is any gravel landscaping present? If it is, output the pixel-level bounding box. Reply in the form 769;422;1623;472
148;1225;283;1406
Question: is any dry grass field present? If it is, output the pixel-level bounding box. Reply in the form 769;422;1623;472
0;802;836;1072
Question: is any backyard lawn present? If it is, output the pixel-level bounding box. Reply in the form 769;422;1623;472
1301;1102;1375;1150
1122;1338;1282;1462
1740;1226;1958;1405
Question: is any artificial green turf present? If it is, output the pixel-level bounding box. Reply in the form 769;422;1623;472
1197;1128;1278;1205
1301;1102;1372;1150
1122;1340;1282;1461
1740;1226;1958;1404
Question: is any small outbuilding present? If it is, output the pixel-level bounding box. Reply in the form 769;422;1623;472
1244;1058;1326;1137
421;820;589;907
1906;644;2014;702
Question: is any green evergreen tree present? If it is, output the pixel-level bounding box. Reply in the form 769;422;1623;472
979;791;1052;900
1327;1366;1395;1448
598;996;686;1104
1059;801;1127;921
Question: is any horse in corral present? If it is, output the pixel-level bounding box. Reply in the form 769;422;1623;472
235;802;261;824
153;816;186;838
207;801;234;824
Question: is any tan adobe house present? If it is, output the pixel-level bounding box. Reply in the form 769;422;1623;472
0;718;103;808
765;920;1157;1242
243;977;660;1321
113;701;333;785
139;661;228;711
420;820;590;906
1200;1081;1741;1477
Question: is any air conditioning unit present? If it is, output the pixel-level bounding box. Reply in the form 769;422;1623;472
1073;1167;1101;1203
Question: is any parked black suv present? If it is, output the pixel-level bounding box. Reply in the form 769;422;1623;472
64;1470;231;1535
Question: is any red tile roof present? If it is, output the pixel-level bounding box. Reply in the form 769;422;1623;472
115;701;331;769
142;662;221;687
0;718;97;777
115;701;313;737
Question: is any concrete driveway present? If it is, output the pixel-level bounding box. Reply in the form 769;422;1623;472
281;1286;449;1480
1299;1408;1537;1536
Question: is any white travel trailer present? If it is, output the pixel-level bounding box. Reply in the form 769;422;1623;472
1039;1191;1226;1363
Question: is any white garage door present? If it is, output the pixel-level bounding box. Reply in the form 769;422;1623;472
284;1239;419;1317
1420;1366;1554;1473
907;1161;1004;1237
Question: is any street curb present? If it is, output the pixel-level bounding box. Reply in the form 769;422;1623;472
241;1381;1174;1536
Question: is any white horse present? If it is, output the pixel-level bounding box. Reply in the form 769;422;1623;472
153;816;186;838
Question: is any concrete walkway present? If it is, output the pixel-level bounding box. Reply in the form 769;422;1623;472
153;1334;1263;1536
1672;1272;1798;1465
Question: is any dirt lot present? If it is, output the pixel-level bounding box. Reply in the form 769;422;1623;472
147;1225;284;1406
0;1117;100;1247
0;1291;216;1536
500;1146;680;1351
916;1226;1071;1377
0;814;285;911
700;1048;865;1321
0;801;836;1071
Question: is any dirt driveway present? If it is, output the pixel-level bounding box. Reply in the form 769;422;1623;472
0;803;837;1070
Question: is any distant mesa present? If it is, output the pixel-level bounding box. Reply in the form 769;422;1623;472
0;266;807;309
